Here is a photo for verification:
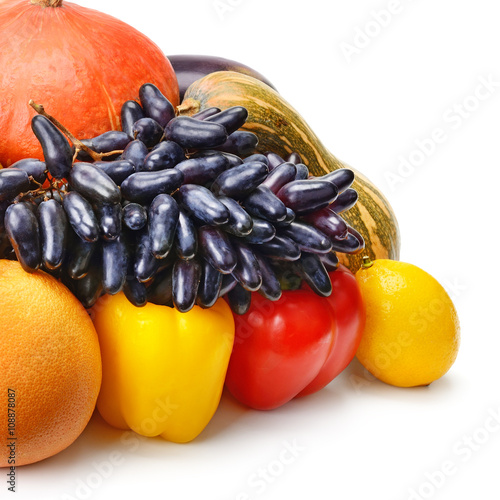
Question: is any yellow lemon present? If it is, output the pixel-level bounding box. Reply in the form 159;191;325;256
355;258;460;387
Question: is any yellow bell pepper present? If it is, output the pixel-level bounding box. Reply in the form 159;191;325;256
90;293;235;443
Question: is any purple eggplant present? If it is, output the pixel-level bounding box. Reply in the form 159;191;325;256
168;54;277;100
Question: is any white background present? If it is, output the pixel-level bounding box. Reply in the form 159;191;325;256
13;0;500;499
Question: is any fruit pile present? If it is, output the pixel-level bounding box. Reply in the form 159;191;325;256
0;0;460;469
0;83;364;314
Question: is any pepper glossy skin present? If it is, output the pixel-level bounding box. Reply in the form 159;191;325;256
297;265;365;396
91;294;235;443
225;290;336;410
225;266;365;409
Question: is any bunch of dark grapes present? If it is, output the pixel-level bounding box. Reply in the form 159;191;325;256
0;83;363;314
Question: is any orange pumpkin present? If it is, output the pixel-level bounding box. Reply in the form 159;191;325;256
0;0;179;167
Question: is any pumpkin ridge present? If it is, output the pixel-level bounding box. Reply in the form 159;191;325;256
99;82;119;131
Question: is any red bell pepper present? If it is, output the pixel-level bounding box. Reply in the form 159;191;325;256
225;265;365;410
298;264;365;396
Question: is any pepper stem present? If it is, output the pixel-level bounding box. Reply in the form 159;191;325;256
361;256;374;269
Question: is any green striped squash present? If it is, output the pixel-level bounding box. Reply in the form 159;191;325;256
179;71;400;272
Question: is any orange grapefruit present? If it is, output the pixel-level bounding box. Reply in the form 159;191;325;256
0;259;101;466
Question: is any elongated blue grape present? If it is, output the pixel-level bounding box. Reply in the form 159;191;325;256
221;152;244;168
132;118;164;148
277;180;338;215
256;234;301;261
66;237;96;279
214;131;258;156
172;257;202;312
217;151;243;168
165;116;228;149
123;277;148;307
227;283;251;315
122;203;147;231
192;149;244;168
219;274;237;297
192;107;221;120
330;231;364;253
319;251;339;271
347;226;365;248
175;154;229;185
38;199;67;270
62;191;99;242
243;185;287;222
265;152;285;170
294;163;309;180
69;257;103;308
134;229;160;283
31;115;73;179
139;83;175;128
86;131;131;155
211;161;268;199
218;196;253;237
175;209;197;260
196;259;222;308
102;236;128;295
121;139;148;171
94;202;121;241
254;252;282;301
275;207;295;227
69;162;121;204
285;152;302;164
0;169;30;202
5;202;41;272
330;188;358;213
177;184;229;225
143;141;185;172
121;169;184;204
10;159;47;188
294;253;332;297
205;106;248;135
121;100;144;137
319;168;355;193
260;162;296;194
243;153;268;165
148;194;179;259
231;240;262;291
242;217;275;244
93;160;135;185
198;225;237;274
278;221;332;254
302;207;348;240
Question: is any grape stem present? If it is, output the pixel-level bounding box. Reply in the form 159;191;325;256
28;100;123;162
29;99;100;161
